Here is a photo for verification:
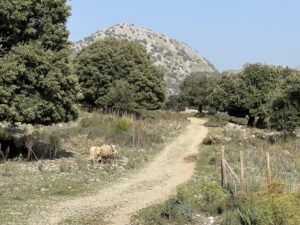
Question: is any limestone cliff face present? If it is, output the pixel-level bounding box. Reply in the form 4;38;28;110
72;23;217;94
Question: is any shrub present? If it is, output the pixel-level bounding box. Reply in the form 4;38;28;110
114;117;133;133
256;193;300;225
197;181;229;214
222;210;241;225
237;182;300;225
203;135;222;145
161;198;192;222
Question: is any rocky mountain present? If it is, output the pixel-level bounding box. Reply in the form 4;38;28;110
72;23;217;94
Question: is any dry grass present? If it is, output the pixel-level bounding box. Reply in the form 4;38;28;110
207;125;300;192
131;116;300;225
0;110;188;224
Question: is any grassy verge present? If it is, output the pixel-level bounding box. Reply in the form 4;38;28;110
0;110;188;224
131;116;300;225
202;113;248;128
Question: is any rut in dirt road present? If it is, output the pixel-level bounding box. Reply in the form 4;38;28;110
31;117;208;225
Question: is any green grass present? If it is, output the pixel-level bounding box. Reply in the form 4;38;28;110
203;113;248;128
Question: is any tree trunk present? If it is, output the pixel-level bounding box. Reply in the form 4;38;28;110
256;117;265;129
198;105;203;113
247;116;255;127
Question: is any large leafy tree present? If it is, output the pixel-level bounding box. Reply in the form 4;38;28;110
0;0;79;125
0;0;70;56
241;64;291;127
74;38;166;111
179;75;215;113
0;42;80;125
209;64;293;127
270;72;300;132
209;73;249;118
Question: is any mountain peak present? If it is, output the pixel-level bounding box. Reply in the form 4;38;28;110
72;23;217;94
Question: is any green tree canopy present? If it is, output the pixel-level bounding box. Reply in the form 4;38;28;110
241;64;291;127
179;75;215;113
74;38;166;111
0;42;80;125
0;0;79;125
0;0;70;56
270;72;300;132
164;95;185;111
209;73;248;118
209;64;294;127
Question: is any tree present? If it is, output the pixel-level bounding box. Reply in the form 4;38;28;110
0;0;79;125
270;72;300;132
74;38;166;111
0;0;70;56
179;75;214;113
209;73;248;118
0;42;80;125
241;64;291;127
105;80;137;113
164;95;185;111
209;64;293;127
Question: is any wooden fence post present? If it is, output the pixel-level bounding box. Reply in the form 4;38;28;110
240;151;245;193
221;146;227;188
266;152;272;185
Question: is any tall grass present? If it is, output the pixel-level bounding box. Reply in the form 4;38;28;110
56;110;187;155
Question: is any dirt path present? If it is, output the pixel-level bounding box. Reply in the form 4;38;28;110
32;117;207;225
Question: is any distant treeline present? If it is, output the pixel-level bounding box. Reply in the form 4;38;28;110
169;64;300;132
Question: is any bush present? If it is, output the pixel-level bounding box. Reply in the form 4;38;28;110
114;117;133;133
222;210;241;225
161;198;192;222
256;193;300;225
203;135;222;145
237;182;300;225
197;181;230;214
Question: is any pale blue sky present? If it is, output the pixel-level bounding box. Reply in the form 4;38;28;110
67;0;300;71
